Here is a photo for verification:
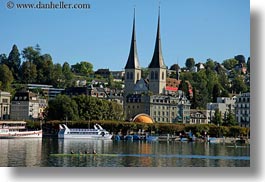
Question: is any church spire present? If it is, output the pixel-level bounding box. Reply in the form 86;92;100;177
148;6;166;69
125;8;140;69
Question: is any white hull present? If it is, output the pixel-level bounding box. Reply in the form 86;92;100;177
0;130;42;139
62;134;112;140
58;124;112;140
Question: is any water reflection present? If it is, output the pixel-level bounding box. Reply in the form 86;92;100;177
0;138;42;167
0;138;250;167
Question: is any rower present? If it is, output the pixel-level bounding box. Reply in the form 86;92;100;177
71;150;75;154
93;149;97;154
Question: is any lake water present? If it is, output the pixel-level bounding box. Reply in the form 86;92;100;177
0;138;250;167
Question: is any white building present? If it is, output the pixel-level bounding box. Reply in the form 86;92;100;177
235;92;250;127
206;96;237;124
0;91;11;120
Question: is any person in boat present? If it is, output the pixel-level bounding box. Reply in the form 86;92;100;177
93;149;97;154
71;150;75;154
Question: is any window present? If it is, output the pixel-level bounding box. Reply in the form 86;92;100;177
130;72;133;80
126;72;129;80
151;71;154;80
155;71;158;80
162;72;164;80
137;72;140;80
2;99;8;103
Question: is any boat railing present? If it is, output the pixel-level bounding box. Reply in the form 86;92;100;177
69;128;100;132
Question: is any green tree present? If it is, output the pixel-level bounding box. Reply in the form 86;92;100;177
191;70;209;108
6;45;21;80
34;54;53;84
0;54;7;64
224;110;237;126
178;80;190;100
231;75;247;94
22;46;41;63
169;64;180;71
47;95;79;121
205;59;215;71
51;63;63;87
205;69;218;101
212;84;221;102
234;55;246;64
0;64;14;91
212;109;222;126
62;62;74;88
222;58;238;70
218;71;230;94
247;57;250;73
71;61;93;76
20;61;37;83
185;58;195;71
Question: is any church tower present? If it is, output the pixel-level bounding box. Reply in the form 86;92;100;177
124;9;141;96
148;8;167;95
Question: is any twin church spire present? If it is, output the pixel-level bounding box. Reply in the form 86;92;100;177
125;8;165;70
124;7;166;95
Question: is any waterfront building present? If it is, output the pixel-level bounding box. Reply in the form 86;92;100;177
235;92;250;127
10;91;40;120
124;9;191;123
206;96;236;124
189;109;208;124
0;91;11;120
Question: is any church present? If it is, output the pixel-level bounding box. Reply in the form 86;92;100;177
124;9;191;124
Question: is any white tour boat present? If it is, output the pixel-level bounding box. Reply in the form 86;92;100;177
58;123;112;139
0;121;42;138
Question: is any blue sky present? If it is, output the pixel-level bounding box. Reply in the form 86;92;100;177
0;0;250;71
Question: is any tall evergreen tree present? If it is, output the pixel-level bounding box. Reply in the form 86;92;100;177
0;64;14;91
62;62;74;88
213;109;222;126
7;45;21;80
212;84;221;102
178;80;190;100
20;61;37;83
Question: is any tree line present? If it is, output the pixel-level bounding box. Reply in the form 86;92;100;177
170;57;250;110
0;44;94;93
45;94;124;121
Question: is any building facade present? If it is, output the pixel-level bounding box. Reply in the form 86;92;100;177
235;92;250;127
206;96;236;124
189;109;208;124
27;84;64;100
10;91;40;120
0;91;11;120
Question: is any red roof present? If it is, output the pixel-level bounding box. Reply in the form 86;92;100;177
165;86;178;91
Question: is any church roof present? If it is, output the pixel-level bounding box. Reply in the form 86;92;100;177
125;9;140;69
